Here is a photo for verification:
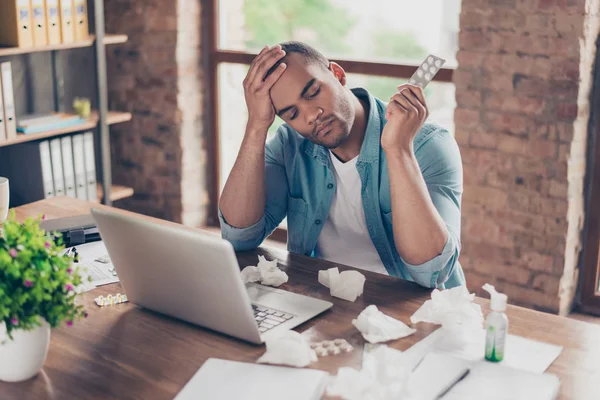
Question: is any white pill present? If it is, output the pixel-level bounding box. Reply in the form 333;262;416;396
409;79;417;85
328;347;342;355
428;56;434;64
310;343;320;349
435;60;442;68
416;69;423;78
430;66;437;74
425;73;432;80
333;339;346;346
315;347;328;357
341;343;354;352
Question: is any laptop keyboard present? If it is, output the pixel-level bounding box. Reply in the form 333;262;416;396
252;304;294;333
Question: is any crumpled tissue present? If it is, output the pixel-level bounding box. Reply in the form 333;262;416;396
352;305;416;343
318;267;365;302
256;330;317;368
410;285;483;347
327;345;415;400
241;255;288;287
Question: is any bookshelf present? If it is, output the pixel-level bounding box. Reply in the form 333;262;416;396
97;183;134;203
0;111;132;148
0;0;132;206
0;34;128;57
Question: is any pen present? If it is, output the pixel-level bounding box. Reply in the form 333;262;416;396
435;367;470;399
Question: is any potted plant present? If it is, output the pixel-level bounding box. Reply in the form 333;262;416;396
0;211;89;382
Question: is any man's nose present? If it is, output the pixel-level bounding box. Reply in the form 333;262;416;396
306;107;324;127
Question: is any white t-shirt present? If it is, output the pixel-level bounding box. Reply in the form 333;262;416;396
314;151;388;275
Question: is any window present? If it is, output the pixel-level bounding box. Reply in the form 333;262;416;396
207;0;461;230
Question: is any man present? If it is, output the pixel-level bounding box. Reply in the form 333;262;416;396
219;41;465;289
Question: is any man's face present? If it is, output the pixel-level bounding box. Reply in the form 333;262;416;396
269;53;355;148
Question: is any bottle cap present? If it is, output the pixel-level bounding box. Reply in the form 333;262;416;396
482;284;507;312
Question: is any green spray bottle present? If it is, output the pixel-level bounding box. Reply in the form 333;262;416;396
483;284;508;362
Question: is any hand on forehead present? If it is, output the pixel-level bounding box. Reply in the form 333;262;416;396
269;54;323;114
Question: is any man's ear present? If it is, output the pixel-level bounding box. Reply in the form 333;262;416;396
329;62;347;86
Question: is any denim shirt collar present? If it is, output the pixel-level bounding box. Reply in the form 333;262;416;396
303;87;382;165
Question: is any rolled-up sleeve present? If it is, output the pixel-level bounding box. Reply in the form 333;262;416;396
219;128;289;251
402;130;463;288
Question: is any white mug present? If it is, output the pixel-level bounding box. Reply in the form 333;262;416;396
0;177;9;224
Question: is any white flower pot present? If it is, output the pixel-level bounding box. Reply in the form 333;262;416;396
0;320;51;382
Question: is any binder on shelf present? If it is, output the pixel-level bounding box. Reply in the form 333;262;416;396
72;0;88;41
0;0;34;48
83;131;97;201
58;0;74;43
72;133;87;200
49;137;65;197
30;0;48;46
44;0;61;45
0;87;6;143
0;62;18;141
61;136;76;198
0;140;54;206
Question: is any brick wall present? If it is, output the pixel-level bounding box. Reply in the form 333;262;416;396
455;0;600;314
103;0;207;226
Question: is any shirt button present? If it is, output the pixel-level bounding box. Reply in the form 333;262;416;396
315;219;322;225
327;183;334;189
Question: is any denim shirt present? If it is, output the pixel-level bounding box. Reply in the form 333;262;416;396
219;88;466;289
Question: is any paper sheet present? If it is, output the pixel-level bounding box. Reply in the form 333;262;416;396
408;352;561;400
66;241;119;290
404;327;563;374
175;358;328;400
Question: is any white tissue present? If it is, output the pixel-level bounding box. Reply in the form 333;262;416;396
327;345;413;400
241;255;288;287
318;267;365;302
256;330;317;368
352;305;416;343
410;285;483;347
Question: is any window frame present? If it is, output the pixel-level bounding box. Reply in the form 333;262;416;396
204;0;455;240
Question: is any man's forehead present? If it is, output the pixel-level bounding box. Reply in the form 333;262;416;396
270;56;322;107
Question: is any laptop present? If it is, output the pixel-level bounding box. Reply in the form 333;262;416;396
90;207;333;345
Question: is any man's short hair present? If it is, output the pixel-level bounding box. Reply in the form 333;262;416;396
264;41;329;80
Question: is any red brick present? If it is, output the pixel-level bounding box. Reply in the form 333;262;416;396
553;14;584;36
511;155;549;175
497;266;532;285
455;108;481;128
497;134;528;155
550;80;579;100
508;191;531;212
483;95;545;116
486;170;513;188
556;103;578;120
461;10;489;29
551;59;580;80
463;165;488;185
454;129;471;146
558;143;570;163
514;75;548;97
488;10;526;30
482;73;515;93
520;251;554;273
545;216;568;235
530;139;558;159
463;185;509;210
496;210;547;234
524;14;551;32
548;180;568;198
456;51;486;69
456;90;482;108
469;131;498;149
453;69;482;91
459;29;491;51
484;113;529;136
465;215;501;242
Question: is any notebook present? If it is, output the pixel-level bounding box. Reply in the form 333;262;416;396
409;352;561;400
174;358;328;400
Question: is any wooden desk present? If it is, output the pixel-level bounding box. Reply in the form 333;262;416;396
2;197;600;399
